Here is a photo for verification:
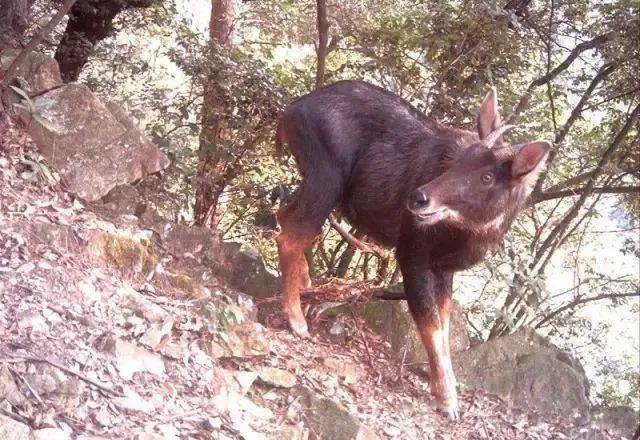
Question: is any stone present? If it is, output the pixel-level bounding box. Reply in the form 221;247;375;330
101;338;165;380
1;50;62;95
210;322;271;359
0;414;33;440
223;244;280;299
590;405;637;438
296;388;378;440
453;328;590;418
33;428;71;440
270;424;307;440
339;290;470;370
101;185;141;216
27;222;80;253
19;84;169;201
258;367;297;388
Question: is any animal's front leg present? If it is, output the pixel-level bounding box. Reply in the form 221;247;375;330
402;267;459;420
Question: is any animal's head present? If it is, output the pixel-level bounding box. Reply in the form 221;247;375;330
406;88;551;232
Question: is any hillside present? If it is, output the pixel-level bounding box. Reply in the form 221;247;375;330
0;107;633;438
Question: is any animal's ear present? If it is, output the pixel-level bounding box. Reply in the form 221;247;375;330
477;87;501;140
511;141;551;186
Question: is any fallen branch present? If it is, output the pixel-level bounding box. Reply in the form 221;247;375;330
0;354;124;397
327;214;389;258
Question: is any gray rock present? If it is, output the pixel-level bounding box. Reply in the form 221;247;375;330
224;244;280;299
0;414;33;440
590;405;638;438
210;322;271;359
19;84;169;201
1;50;62;95
338;291;470;370
101;184;141;216
296;388;378;440
453;328;590;418
27;221;81;253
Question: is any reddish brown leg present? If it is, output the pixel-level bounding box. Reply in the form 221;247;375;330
437;295;458;415
403;269;459;420
275;207;317;338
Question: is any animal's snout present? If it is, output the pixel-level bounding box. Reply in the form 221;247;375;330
407;189;431;213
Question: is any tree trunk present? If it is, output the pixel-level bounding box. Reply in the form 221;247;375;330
314;0;329;89
193;0;236;228
54;0;158;82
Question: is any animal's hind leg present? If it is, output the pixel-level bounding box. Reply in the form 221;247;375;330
276;173;343;338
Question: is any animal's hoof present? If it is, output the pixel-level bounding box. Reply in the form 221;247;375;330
288;318;310;339
439;401;460;421
445;405;460;421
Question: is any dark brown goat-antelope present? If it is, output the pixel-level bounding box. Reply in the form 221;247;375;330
275;80;550;420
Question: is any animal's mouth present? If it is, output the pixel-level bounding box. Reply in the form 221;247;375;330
416;209;444;219
413;208;448;225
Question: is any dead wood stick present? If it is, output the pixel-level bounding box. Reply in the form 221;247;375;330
350;311;374;368
0;408;30;426
0;355;124;397
327;214;388;258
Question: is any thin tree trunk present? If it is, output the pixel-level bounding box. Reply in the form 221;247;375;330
54;0;158;82
193;0;236;227
314;0;329;89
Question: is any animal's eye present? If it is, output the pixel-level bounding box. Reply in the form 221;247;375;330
481;173;494;185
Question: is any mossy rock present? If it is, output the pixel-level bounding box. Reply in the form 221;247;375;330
87;230;158;276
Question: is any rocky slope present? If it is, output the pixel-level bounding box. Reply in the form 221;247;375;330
0;49;636;439
1;115;635;440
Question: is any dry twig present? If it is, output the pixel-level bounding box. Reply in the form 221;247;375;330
0;354;124;397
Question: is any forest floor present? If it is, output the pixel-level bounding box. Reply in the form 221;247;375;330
0;122;624;439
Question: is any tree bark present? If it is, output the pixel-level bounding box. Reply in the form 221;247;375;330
193;0;236;227
54;0;159;82
315;0;329;89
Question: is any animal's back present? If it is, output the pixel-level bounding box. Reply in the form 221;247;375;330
278;81;438;175
278;80;470;246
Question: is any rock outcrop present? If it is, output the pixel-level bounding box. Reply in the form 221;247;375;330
2;49;62;95
19;83;169;201
4;50;169;202
453;328;591;418
332;285;470;371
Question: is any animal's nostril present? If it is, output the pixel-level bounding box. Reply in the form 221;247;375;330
408;190;430;211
